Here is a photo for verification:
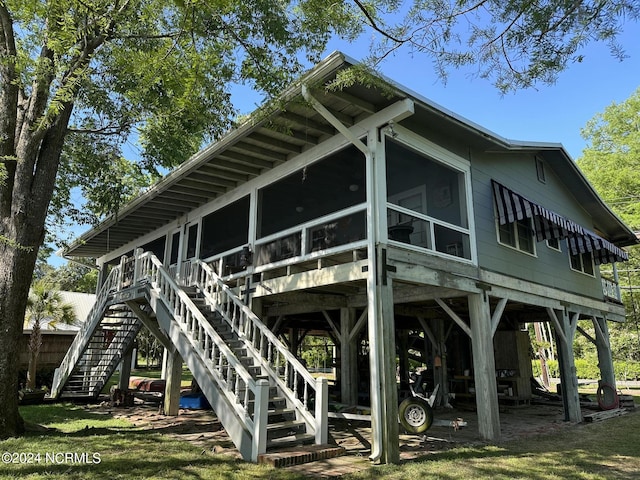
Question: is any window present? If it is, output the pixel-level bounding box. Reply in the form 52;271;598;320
185;224;199;259
546;237;561;251
169;232;180;265
570;251;595;276
536;157;546;183
498;218;536;255
141;236;166;263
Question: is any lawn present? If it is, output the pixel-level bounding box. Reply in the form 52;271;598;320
1;402;639;479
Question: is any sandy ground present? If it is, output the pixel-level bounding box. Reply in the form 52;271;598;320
82;393;617;477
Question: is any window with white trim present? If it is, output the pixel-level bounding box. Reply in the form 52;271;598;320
546;237;561;251
497;218;536;255
569;251;595;276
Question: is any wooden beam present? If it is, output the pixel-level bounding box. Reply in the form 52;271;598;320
576;325;597;345
232;141;288;163
125;301;171;349
247;132;303;154
349;308;368;342
254;260;368;297
322;89;377;114
218;150;274;170
279;111;336;136
301;85;366;154
322;310;341;341
262;121;320;146
546;307;567;346
490;297;508;337
468;293;500;440
209;157;263;176
434;298;471;337
417;317;437;348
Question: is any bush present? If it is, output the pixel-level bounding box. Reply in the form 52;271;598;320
532;359;640;381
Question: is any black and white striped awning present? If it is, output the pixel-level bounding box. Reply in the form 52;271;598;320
491;180;628;265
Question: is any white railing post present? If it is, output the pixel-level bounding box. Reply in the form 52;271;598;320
314;377;328;444
133;248;144;284
251;379;270;462
119;255;127;290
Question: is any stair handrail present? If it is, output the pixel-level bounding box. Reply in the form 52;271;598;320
50;265;122;398
135;252;259;431
87;317;141;395
188;259;321;432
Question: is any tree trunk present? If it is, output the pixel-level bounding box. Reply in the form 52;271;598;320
0;243;39;437
26;321;42;390
27;352;38;391
0;115;70;439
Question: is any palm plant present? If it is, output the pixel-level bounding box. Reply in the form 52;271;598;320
24;280;76;390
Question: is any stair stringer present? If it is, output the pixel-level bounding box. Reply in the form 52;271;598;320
138;283;261;462
77;313;143;398
50;267;123;399
55;304;142;399
187;260;328;444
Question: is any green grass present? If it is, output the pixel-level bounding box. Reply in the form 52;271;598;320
1;403;639;479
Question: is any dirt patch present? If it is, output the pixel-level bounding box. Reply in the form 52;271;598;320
86;398;242;459
83;396;625;477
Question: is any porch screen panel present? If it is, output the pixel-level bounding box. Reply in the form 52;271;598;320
386;139;468;229
200;196;250;259
141;236;166;263
257;145;366;238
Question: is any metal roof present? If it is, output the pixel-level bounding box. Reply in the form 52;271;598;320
64;51;638;259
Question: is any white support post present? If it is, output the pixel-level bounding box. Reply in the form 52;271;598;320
593;316;616;388
163;348;183;416
251;379;270;462
119;255;127;290
549;308;581;423
468;293;501;440
315;377;329;444
133;248;144;285
340;308;359;406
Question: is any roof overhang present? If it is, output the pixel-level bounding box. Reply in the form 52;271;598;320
64;51;638;259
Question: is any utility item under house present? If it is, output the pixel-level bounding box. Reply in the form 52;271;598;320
53;52;637;464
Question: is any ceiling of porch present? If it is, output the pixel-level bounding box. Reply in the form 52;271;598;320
65;53;405;258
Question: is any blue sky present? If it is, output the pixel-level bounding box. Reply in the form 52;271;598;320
51;19;640;267
318;21;640;161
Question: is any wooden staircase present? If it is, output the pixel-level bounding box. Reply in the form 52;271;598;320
184;287;315;450
60;305;141;398
51;251;329;462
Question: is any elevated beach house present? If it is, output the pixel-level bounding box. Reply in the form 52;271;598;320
53;52;637;463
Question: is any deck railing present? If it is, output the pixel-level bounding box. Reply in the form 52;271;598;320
185;258;328;444
134;252;262;427
50;266;122;398
601;276;622;302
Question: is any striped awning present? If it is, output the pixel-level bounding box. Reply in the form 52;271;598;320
491;180;628;265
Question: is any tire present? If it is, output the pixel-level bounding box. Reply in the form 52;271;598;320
596;383;619;410
398;396;434;434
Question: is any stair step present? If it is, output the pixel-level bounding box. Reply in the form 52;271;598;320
267;420;306;440
258;444;345;467
266;433;315;450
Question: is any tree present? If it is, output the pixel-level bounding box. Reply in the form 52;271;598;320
36;261;98;294
351;0;640;92
576;88;640;372
578;87;640;230
0;0;362;438
23;279;76;390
